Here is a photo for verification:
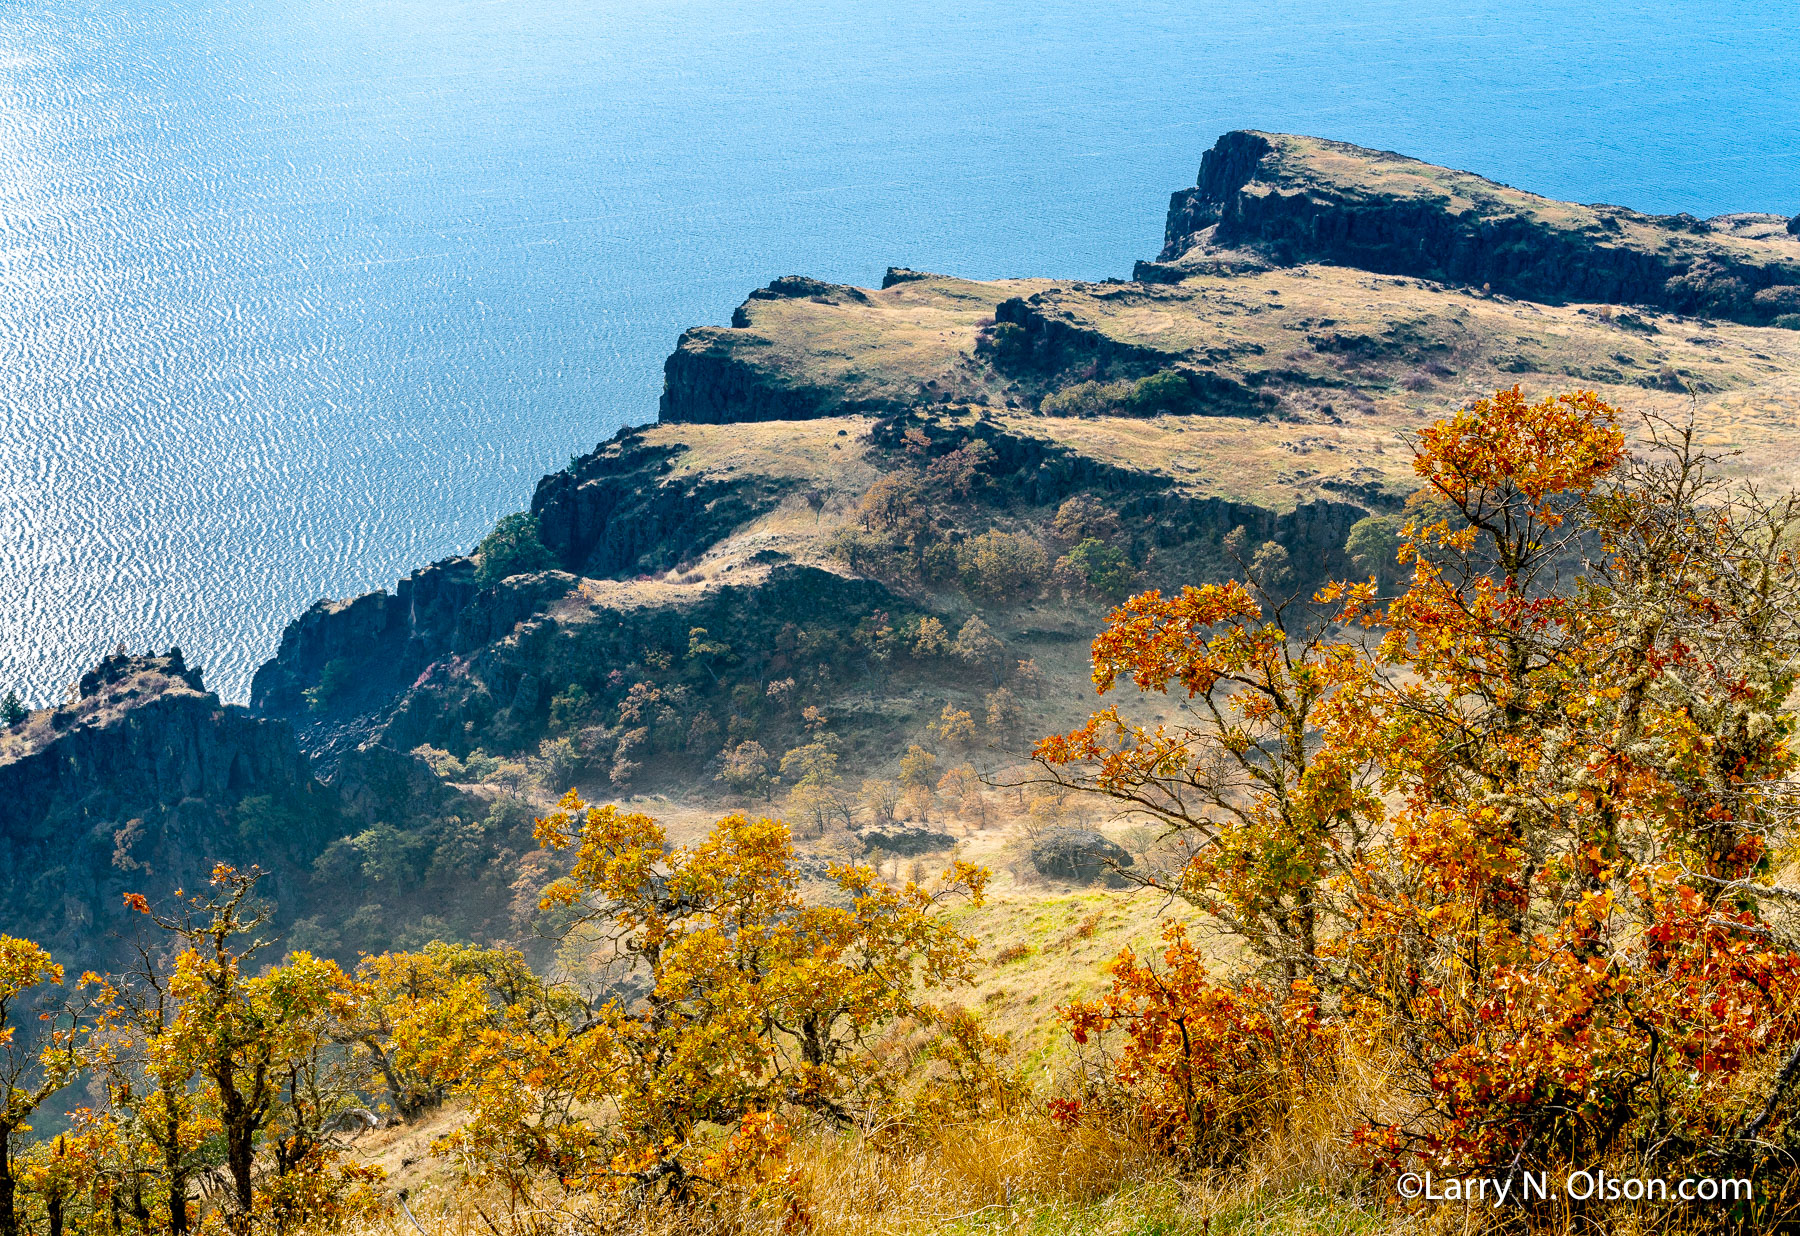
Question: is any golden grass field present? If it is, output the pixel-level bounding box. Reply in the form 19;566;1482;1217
677;265;1800;514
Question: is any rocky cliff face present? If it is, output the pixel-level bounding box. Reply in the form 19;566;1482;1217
248;557;482;767
661;278;908;424
531;428;791;577
0;645;500;971
1149;131;1800;325
375;563;899;759
39;130;1800;976
250;426;813;762
0;652;341;964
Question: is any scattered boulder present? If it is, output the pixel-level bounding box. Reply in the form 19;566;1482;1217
1030;828;1134;886
792;854;838;882
882;267;932;288
1789;215;1800;237
856;823;955;856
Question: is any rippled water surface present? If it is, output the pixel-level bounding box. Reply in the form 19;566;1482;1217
3;0;1797;702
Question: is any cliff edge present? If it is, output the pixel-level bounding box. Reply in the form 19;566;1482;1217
0;651;336;963
1143;131;1800;325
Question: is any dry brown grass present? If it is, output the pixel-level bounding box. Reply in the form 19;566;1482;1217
680;263;1800;521
333;1025;1771;1236
342;1112;1374;1236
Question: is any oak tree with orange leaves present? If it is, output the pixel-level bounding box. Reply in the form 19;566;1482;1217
1040;388;1800;1219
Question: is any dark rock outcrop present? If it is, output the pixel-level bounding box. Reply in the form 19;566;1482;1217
76;647;203;700
249;556;480;766
1150;131;1800;325
659;327;911;424
531;428;790;577
990;293;1275;415
735;276;871;320
1030;828;1134;885
0;653;343;965
856;823;956;855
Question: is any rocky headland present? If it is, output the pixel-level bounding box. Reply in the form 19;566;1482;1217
10;131;1800;969
1143;130;1800;325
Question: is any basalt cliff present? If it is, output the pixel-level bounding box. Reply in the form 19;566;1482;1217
1142;130;1800;325
9;131;1800;970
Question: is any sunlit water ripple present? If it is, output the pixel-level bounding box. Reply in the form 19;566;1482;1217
2;0;1796;703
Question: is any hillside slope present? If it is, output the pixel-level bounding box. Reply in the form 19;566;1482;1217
18;131;1800;981
238;132;1800;903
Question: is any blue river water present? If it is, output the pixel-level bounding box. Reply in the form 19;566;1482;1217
2;0;1796;702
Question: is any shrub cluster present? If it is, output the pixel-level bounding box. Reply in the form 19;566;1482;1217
1040;369;1193;417
827;429;1141;606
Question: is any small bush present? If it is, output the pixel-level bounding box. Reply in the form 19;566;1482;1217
1343;514;1402;586
952;616;1006;681
904;615;949;657
716;739;775;799
1124;369;1192;415
304;657;354;712
474;511;557;586
1064;923;1332;1163
1052;493;1124;547
984;320;1031;364
957;530;1049;601
547;683;591;731
994;942;1032;966
1042;379;1134;417
1055;538;1134;600
410;744;466;779
1042;371;1192;418
460;748;502;780
899;743;939;788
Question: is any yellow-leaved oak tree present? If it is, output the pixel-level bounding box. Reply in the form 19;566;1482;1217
410;797;991;1212
80;947;212;1235
94;868;365;1234
1038;388;1800;1217
0;938;83;1236
339;942;559;1124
